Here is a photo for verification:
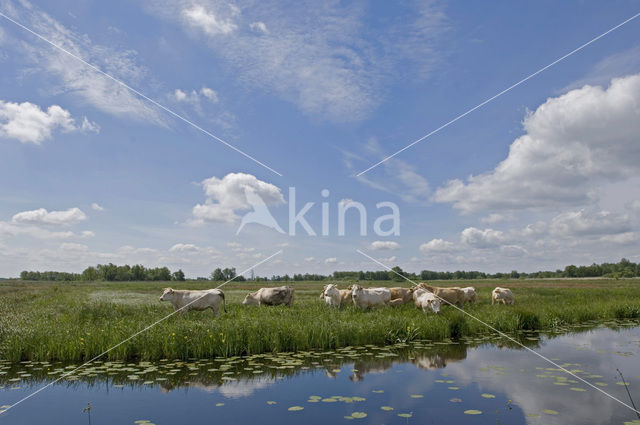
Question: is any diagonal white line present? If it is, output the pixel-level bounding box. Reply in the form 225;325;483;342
0;249;283;416
0;11;283;177
357;11;640;176
356;248;640;415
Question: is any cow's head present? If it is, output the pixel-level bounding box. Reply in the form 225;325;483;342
351;284;362;298
426;297;441;314
160;287;174;302
242;292;259;306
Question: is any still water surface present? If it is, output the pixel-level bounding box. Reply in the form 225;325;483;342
1;322;640;425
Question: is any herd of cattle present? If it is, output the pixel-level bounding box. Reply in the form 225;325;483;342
159;284;515;316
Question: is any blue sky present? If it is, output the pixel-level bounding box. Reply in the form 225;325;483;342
1;0;639;278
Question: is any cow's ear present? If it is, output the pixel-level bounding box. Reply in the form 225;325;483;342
168;288;174;293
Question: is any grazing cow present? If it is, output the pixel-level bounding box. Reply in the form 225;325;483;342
461;287;478;304
416;283;465;307
388;287;414;306
351;284;391;309
160;288;226;316
339;289;352;305
412;288;441;313
243;286;294;306
492;287;514;305
320;284;341;307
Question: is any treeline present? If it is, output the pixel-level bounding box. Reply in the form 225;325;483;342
18;258;640;282
20;264;186;282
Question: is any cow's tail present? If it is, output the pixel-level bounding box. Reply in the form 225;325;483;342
220;291;227;313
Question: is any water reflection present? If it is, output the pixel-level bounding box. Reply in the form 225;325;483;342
0;320;639;425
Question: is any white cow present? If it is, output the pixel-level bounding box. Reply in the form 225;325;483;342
412;288;441;313
461;286;478;304
492;287;514;305
320;284;342;307
351;284;391;309
243;286;295;306
160;288;226;316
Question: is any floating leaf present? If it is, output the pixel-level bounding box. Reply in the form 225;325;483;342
288;406;304;411
215;403;224;407
464;410;482;415
266;401;277;405
409;394;423;398
380;406;394;411
542;409;559;415
351;412;367;419
398;413;413;418
372;390;384;393
449;398;462;403
448;386;459;390
481;393;495;399
570;388;586;392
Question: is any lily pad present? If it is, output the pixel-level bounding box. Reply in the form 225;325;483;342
481;393;495;399
464;410;482;415
380;406;394;411
542;409;559;415
409;394;423;398
288;406;304;411
397;413;413;418
351;412;367;419
449;398;462;403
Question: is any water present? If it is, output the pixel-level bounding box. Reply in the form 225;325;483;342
1;322;640;424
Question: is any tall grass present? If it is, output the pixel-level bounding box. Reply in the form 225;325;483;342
1;279;639;361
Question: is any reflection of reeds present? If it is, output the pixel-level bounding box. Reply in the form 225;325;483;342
0;280;639;361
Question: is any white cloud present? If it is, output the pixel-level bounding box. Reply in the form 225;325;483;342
378;255;397;263
434;75;640;213
480;213;511;224
304;256;315;262
549;209;631;237
169;243;200;253
368;241;400;250
11;207;87;226
146;0;447;123
600;232;638;245
499;244;527;258
460;227;507;248
182;4;237;36
249;21;268;34
0;221;89;240
3;1;162;123
419;238;455;253
59;242;89;252
191;172;285;224
173;86;219;104
0;100;97;144
324;257;337;264
91;203;105;211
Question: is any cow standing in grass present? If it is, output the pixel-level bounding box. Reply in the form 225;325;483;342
351;284;391;309
492;287;514;305
160;288;226;316
243;286;295;306
320;284;342;307
388;287;414;306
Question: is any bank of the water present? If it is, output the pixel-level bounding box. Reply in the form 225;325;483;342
1;324;640;425
1;280;639;361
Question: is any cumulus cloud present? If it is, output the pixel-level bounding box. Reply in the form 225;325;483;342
368;241;400;250
324;257;337;264
91;203;105;211
480;213;511;225
0;100;97;144
182;4;237;36
434;75;640;213
173;86;219;104
378;255;397;263
249;21;268;34
549;209;631;237
419;238;455;253
0;221;91;240
304;256;315;262
460;227;507;248
191;173;285;224
11;207;87;226
169;243;200;253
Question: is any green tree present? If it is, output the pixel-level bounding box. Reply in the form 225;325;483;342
172;269;186;281
211;268;225;281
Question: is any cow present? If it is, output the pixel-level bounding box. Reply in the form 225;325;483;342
243;286;294;306
461;286;478;304
320;284;341;307
351;284;391;309
339;288;353;305
412;288;441;313
416;283;465;307
388;287;414;306
159;287;226;316
492;287;514;305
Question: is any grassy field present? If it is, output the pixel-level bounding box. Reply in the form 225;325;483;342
1;278;639;362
